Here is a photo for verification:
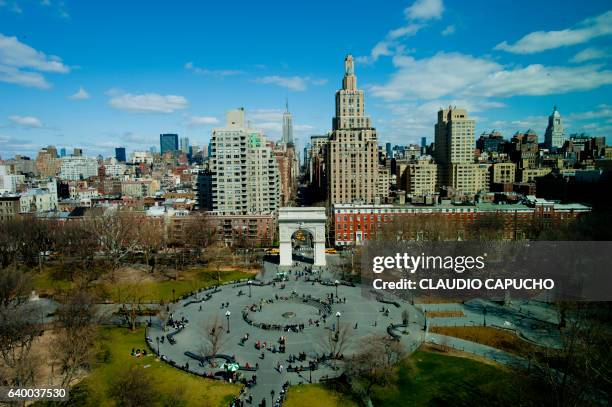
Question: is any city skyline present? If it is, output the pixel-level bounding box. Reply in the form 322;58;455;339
1;0;611;158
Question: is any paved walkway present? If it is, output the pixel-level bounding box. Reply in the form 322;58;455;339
419;298;562;349
425;332;527;368
147;253;423;405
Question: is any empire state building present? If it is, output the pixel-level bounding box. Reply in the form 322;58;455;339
326;54;379;204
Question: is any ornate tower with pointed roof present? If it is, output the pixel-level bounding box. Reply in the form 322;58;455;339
282;98;293;146
544;106;565;149
327;54;379;204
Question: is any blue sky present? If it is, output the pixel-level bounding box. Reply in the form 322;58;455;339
0;0;611;158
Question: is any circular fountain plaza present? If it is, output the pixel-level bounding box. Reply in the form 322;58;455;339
146;253;424;405
146;251;562;406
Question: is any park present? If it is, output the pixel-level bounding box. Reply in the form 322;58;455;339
145;235;569;407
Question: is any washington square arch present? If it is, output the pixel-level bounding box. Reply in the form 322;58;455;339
278;207;327;267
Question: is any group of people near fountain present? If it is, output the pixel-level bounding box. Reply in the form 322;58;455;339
254;335;287;354
167;313;189;330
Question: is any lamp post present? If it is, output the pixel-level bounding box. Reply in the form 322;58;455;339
335;311;341;332
248;280;252;298
309;362;314;383
334;280;339;299
156;336;160;355
483;306;487;327
424;310;428;331
225;310;231;334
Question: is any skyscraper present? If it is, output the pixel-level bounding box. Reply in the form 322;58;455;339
434;107;481;195
60;148;66;157
160;133;179;154
282;99;293;146
326;55;379;204
115;147;126;162
434;106;474;166
211;108;280;215
544;106;565;150
386;142;392;158
180;136;190;154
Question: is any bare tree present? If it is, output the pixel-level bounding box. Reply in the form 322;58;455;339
54;218;98;281
0;266;31;308
89;208;139;280
377;214;461;242
115;284;146;331
467;213;507;241
527;304;611;407
134;217;165;273
183;213;216;264
0;304;42;386
318;323;353;361
51;326;96;387
345;335;407;402
51;289;99;387
198;316;227;362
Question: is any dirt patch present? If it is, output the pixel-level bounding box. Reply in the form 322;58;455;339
0;330;88;389
426;310;465;318
95;265;161;285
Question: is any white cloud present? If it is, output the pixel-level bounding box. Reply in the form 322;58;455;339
0;135;40;155
405;0;444;21
370;51;612;143
248;109;284;122
0;32;70;88
0;33;70;73
358;0;444;64
570;47;610;63
370;53;500;100
253;122;282;132
441;25;455;36
254;75;326;91
566;104;612;121
294;124;315;131
370;52;612;101
184;62;243;76
495;11;612;54
475;64;612;98
9;115;43;128
185;115;219;127
0;65;50;88
108;92;188;113
69;86;90;100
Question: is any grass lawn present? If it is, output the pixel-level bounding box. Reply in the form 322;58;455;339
105;268;253;302
284;384;357;407
33;266;253;303
371;349;543;406
429;326;544;358
32;269;73;294
73;327;240;407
